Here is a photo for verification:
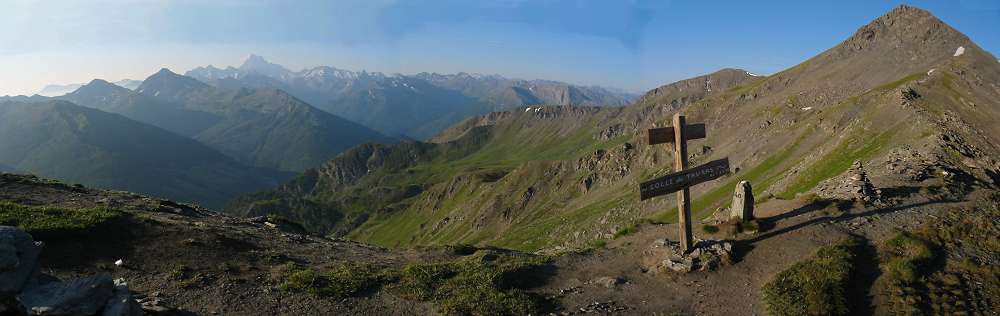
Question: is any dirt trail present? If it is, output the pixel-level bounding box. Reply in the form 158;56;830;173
541;196;971;315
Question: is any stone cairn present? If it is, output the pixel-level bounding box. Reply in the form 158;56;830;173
1;226;143;315
643;238;734;273
847;161;886;205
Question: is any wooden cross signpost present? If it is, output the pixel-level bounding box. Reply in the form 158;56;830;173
640;113;730;252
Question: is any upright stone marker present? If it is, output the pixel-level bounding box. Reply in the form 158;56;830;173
640;113;730;252
730;180;754;221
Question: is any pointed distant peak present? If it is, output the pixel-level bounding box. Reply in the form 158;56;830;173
245;54;268;63
143;67;203;85
239;54;292;78
86;78;113;86
885;4;934;19
73;79;127;94
138;67;209;96
874;4;944;29
241;54;274;67
157;68;177;75
824;4;973;66
848;4;966;45
147;68;197;81
711;68;751;76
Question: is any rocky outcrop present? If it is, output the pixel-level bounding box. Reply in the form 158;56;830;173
730;181;754;221
18;275;115;315
0;226;142;316
0;226;42;308
102;279;143;316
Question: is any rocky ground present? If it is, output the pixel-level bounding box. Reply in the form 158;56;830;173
0;152;996;315
0;174;438;315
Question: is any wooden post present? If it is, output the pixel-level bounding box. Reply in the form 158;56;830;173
640;113;728;254
673;113;694;252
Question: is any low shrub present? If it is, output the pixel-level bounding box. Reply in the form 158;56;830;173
882;231;935;284
400;251;550;315
613;224;638;239
275;250;552;315
278;263;389;298
701;224;719;234
762;237;860;316
0;201;123;237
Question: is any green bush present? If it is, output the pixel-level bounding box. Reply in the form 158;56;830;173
0;201;122;237
883;232;935;284
411;251;550;315
276;250;552;315
588;239;607;249
701;225;719;234
279;263;389;298
762;237;860;316
394;263;458;300
740;220;759;232
613;224;638;239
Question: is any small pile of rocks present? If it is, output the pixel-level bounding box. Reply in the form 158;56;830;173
816;160;888;206
549;301;629;315
643;238;734;273
1;226;144;316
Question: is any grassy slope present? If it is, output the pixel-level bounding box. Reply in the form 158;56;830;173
344;65;945;252
252;19;999;251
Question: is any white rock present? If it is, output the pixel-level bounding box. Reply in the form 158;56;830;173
114;259;125;267
954;46;965;57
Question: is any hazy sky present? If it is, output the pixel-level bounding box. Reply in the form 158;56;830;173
1;0;998;96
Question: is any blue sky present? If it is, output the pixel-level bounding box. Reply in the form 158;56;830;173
1;0;997;96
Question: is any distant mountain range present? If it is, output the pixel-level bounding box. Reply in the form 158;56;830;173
0;163;16;173
0;100;287;208
0;68;393;205
186;55;637;139
57;69;393;172
35;79;140;97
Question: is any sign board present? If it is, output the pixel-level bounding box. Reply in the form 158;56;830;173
647;124;706;145
639;158;730;200
640;113;728;252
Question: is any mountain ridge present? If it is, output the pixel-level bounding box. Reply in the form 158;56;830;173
186;56;637;139
0;100;288;208
60;68;394;172
231;5;1000;251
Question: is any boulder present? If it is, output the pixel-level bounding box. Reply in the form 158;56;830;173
0;226;43;299
591;276;624;288
102;278;142;316
18;274;114;316
0;242;18;271
730;181;754;221
664;258;694;272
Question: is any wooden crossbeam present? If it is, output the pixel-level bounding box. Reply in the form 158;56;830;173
647;124;706;145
